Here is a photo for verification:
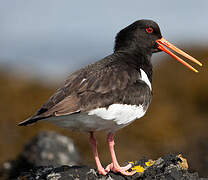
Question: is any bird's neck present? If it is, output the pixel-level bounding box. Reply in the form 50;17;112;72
114;49;153;82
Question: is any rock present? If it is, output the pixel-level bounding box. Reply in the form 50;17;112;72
1;132;207;179
17;154;208;180
0;131;81;179
20;131;81;167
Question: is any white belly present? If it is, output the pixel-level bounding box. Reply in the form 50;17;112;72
88;104;146;125
46;104;147;132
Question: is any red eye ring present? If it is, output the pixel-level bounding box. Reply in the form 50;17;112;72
146;27;153;33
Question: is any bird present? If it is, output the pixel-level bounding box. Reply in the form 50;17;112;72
18;19;202;176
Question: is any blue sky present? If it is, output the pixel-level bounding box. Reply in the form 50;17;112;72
0;0;208;81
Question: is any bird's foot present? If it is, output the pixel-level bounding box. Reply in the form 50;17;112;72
97;167;108;175
105;163;136;176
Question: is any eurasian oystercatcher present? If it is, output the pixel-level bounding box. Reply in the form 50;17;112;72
18;20;202;176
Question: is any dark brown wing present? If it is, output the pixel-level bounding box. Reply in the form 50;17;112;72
18;53;147;126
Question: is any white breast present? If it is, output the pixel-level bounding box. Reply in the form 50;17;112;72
88;104;146;125
140;69;151;90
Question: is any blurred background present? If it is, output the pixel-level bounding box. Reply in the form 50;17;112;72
0;0;208;177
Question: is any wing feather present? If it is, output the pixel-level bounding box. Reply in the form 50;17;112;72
19;53;150;126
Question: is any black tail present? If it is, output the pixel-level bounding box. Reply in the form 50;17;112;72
18;116;48;126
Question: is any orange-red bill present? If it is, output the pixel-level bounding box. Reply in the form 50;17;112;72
156;38;202;73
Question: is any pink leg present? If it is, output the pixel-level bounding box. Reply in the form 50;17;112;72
89;132;107;175
105;133;136;176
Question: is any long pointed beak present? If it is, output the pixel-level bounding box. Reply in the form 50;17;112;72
156;37;202;73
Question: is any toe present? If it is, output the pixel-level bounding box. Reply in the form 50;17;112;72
120;169;136;176
106;163;135;176
105;163;113;173
119;164;132;171
97;168;107;175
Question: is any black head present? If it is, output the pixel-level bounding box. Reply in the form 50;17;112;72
114;19;202;73
114;19;162;54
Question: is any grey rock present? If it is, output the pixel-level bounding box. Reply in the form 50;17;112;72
21;131;81;166
1;132;207;180
0;131;81;179
17;154;208;180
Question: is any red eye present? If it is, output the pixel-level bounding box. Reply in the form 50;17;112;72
146;27;153;33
